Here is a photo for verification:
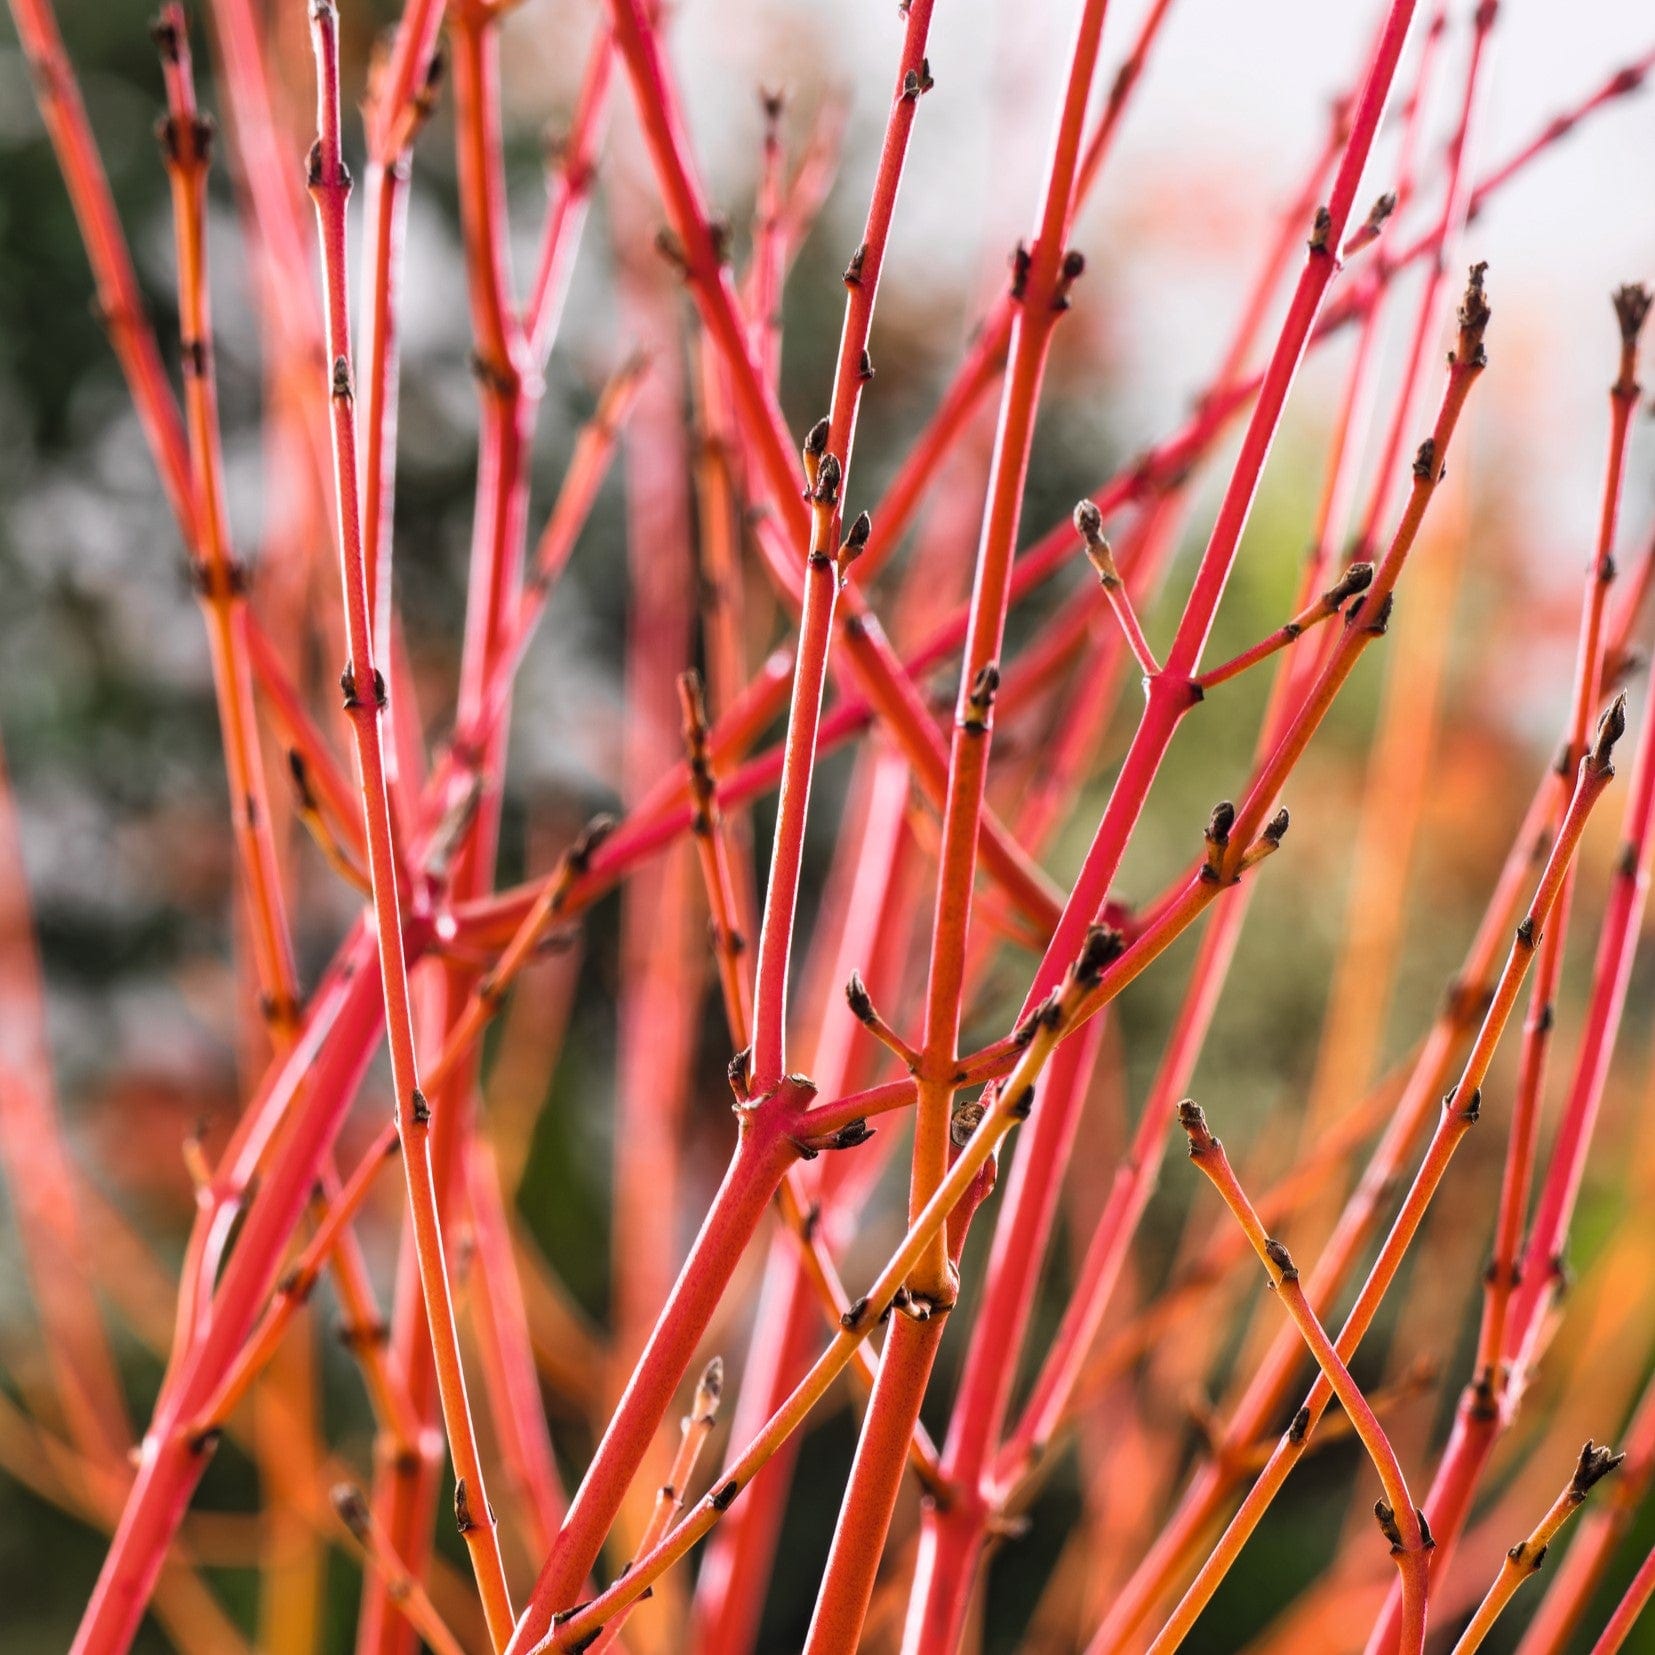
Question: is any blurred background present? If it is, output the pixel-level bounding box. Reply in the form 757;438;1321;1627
0;1;1652;1649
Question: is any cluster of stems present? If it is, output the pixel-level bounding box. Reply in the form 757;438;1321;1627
5;1;1655;1652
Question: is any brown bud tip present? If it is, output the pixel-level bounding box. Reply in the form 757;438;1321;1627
846;510;872;550
1077;509;1120;586
845;970;875;1024
694;1356;724;1419
569;813;617;870
950;1100;986;1147
286;749;316;811
1264;1238;1297;1279
727;1046;752;1097
1373;1499;1404;1549
1263;807;1290;845
1206;800;1236;847
149;10;183;60
1613;283;1652;347
1072;499;1106;544
1572;1439;1626;1496
1308;205;1333;252
969;663;1001;707
1328;562;1376;605
330;1482;371;1538
812;452;842;504
804;417;831;457
1342;192;1396;257
759;87;785;125
1590;693;1628;771
1075;923;1126;984
454;1477;474;1532
1457;261;1492;358
1176;1098;1209;1139
1061;249;1086;281
653;227;690;273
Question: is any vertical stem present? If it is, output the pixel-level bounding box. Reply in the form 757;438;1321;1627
304;6;514;1644
154;4;302;1041
72;933;386;1655
805;2;1111;1638
748;0;938;1092
1138;712;1622;1654
1176;1102;1432;1655
1366;286;1648;1655
504;1120;802;1651
1587;1541;1655;1655
1022;0;1420;1017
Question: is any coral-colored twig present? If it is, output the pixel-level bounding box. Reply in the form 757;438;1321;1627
305;5;514;1642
